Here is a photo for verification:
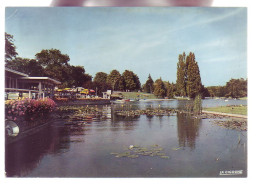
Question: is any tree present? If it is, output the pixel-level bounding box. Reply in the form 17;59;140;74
5;32;18;62
35;49;71;85
133;73;141;91
117;76;126;91
68;65;92;87
122;70;140;91
34;49;93;88
186;52;202;99
35;49;70;68
107;69;122;91
144;74;154;93
176;52;187;96
153;78;167;98
6;57;45;76
94;72;108;83
207;78;247;98
164;81;176;99
225;78;247;98
200;85;210;98
176;52;203;98
207;86;226;97
93;72;111;95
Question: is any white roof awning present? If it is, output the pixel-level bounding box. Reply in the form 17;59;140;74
5;67;29;77
20;77;61;85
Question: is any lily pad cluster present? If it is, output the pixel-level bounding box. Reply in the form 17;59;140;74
110;145;170;159
213;120;247;131
57;105;101;114
115;108;177;118
57;105;111;126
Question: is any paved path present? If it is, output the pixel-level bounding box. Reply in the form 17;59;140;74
202;110;247;119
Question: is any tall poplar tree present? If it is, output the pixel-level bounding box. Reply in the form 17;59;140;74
176;52;187;96
186;52;202;98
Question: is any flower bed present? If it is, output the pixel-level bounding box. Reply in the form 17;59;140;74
5;98;56;122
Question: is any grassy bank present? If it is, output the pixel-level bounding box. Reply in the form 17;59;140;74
120;92;158;99
203;105;247;115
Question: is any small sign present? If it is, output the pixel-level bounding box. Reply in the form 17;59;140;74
219;170;243;176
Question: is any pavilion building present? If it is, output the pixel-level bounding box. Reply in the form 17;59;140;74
5;67;61;100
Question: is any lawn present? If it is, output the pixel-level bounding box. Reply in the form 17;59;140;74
203;105;247;115
120;92;157;99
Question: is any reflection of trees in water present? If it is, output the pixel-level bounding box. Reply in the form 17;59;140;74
177;100;194;112
146;115;154;128
109;104;140;131
109;118;137;132
177;113;200;150
5;123;71;177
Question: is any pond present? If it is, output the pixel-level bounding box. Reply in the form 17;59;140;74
5;99;247;177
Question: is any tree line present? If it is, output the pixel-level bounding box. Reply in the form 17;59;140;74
142;74;176;99
5;32;247;98
5;33;141;95
85;69;141;96
207;78;247;98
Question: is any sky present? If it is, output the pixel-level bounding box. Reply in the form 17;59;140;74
5;7;247;86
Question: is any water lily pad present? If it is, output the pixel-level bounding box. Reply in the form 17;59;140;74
128;155;139;158
160;156;170;159
152;147;163;151
155;153;166;156
110;152;119;155
172;147;181;151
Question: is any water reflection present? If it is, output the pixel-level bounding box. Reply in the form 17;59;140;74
177;113;200;150
5;123;70;177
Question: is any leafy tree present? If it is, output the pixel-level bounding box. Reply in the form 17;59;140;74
122;70;138;91
207;86;226;97
35;49;92;88
93;72;111;95
35;49;71;85
68;65;92;87
5;32;18;62
225;78;247;98
107;69;122;91
176;52;187;96
133;73;141;91
144;74;154;93
91;81;112;96
186;52;202;99
94;72;108;83
164;81;176;99
6;57;45;76
153;78;167;98
207;78;247;98
117;76;126;91
35;49;70;68
200;85;210;98
83;80;94;90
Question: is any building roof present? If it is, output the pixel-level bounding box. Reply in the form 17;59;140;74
20;77;61;85
5;67;29;77
5;68;61;85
